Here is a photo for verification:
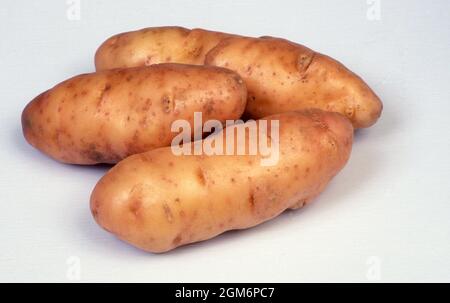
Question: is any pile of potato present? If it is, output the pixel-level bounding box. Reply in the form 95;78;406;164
22;27;382;253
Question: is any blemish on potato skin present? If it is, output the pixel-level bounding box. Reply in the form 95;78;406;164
161;95;171;113
248;191;256;209
82;143;104;163
196;167;207;186
142;98;152;111
202;101;215;115
163;203;173;223
129;198;142;217
173;234;182;245
91;199;101;219
144;56;153;66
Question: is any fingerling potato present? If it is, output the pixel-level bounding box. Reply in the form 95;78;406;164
90;109;353;253
206;36;382;128
95;27;382;128
22;63;247;164
95;26;236;71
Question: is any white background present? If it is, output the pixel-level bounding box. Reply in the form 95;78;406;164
0;0;449;282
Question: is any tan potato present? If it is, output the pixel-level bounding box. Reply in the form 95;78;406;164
90;110;353;253
94;27;382;128
95;26;236;71
22;63;247;164
206;36;382;128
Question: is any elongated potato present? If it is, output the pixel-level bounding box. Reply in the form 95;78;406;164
90;110;353;253
95;26;236;71
94;27;382;128
22;63;247;164
206;36;382;128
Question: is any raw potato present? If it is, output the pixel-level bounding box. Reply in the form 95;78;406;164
94;27;382;128
95;26;236;71
22;63;247;164
205;36;382;128
90;110;353;253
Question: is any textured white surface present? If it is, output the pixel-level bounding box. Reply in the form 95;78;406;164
0;0;449;282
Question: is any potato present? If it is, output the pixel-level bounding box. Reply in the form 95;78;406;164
90;110;353;253
205;36;382;128
22;63;247;164
94;27;382;128
95;26;236;71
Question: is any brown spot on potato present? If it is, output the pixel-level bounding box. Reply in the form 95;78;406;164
203;100;215;115
298;52;315;74
173;234;182;245
97;83;112;107
144;56;153;66
188;45;204;58
345;106;355;118
161;95;171;113
163;203;173;223
91;199;100;219
249;191;255;209
196;167;207;186
129;198;142;217
82;143;104;162
142;98;152;111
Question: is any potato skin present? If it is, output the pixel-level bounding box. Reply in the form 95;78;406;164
22;63;247;164
95;27;382;128
90;110;353;253
95;26;236;71
206;36;382;128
